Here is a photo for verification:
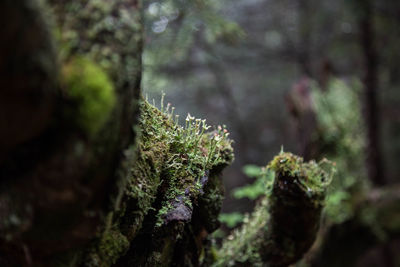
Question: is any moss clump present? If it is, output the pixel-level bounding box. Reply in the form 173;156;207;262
215;197;270;267
131;98;233;228
84;97;233;265
264;153;333;266
216;152;333;266
268;152;333;199
118;99;174;240
85;228;129;267
62;57;116;136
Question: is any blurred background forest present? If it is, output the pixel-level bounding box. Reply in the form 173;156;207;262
142;0;400;220
1;0;399;266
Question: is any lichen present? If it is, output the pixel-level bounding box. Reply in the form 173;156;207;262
61;57;116;136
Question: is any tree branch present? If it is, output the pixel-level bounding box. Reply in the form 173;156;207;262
216;153;332;266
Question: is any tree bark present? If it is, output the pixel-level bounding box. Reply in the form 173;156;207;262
0;0;142;265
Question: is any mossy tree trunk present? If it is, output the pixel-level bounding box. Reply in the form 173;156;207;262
0;0;142;265
0;1;235;266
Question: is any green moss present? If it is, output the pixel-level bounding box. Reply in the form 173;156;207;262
268;152;334;198
116;99;173;239
134;98;234;227
198;171;226;232
54;0;143;84
83;97;234;265
215;152;333;266
216;198;269;266
85;229;129;267
62;57;116;136
98;229;129;265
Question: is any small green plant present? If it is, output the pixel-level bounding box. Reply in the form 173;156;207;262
218;212;244;228
232;165;275;200
142;94;234;227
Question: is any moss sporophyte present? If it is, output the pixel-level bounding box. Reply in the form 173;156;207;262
84;96;233;265
135;96;234;227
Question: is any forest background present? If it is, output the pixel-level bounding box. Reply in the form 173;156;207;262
143;0;399;220
1;0;400;266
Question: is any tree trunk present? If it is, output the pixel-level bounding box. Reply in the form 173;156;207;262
358;0;385;186
0;0;142;265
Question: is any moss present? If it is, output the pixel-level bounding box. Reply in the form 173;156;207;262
197;171;226;232
62;57;116;136
215;152;333;266
135;100;234;228
263;153;332;266
98;230;129;265
215;197;269;267
268;152;333;200
53;0;143;85
83;97;233;265
85;228;129;267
